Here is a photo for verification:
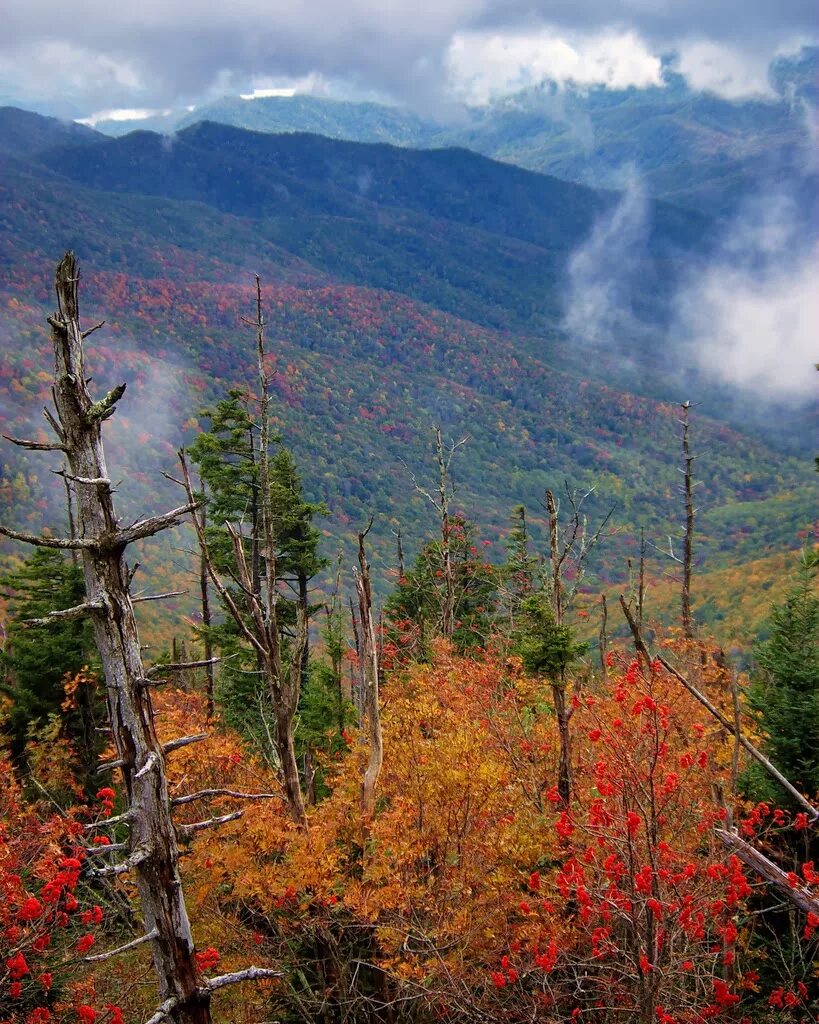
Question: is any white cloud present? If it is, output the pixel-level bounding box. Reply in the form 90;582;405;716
0;40;143;106
238;71;334;101
240;87;296;100
447;27;662;103
673;39;774;99
0;1;813;114
78;106;172;126
563;170;651;345
675;198;818;401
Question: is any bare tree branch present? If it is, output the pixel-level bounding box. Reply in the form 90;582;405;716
178;810;244;838
619;596;819;822
2;433;65;452
81;319;105;339
205;966;283;991
88;844;151;877
113;502;201;548
172;789;279;807
142;998;179;1024
162;734;207;755
84;927;159;963
0;524;92;549
715;829;819;915
147;656;224;679
24;601;104;626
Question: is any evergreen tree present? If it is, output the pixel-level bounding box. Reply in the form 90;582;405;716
504;504;538;621
188;389;262;578
269;445;328;674
513;591;587;806
514;591;587;682
746;548;819;806
384;513;499;658
0;548;100;791
188;391;327;750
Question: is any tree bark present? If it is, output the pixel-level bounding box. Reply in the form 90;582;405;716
552;681;572;807
435;427;455;640
198;488;215;720
48;254;210;1023
355;523;383;818
680;401;695;639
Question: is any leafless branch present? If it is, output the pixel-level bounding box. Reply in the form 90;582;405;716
85;810;133;830
24;601;104;626
163;734;207;755
135;751;159;779
0;524;92;549
205;966;283;991
89;844;151;877
619;596;818;822
83;841;130;856
142;997;179;1024
84;927;158;963
147;656;224;678
715;829;819;915
81;319;105;339
178;810;244;838
114;501;201;547
52;468;111;486
2;433;65;451
172;789;279;806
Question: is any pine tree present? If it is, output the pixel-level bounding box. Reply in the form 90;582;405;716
384;513;499;657
746;548;819;806
514;591;587;806
188;397;326;743
0;548;100;789
504;504;537;621
269;445;328;677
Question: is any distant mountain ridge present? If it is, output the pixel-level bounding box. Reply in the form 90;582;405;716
85;47;819;218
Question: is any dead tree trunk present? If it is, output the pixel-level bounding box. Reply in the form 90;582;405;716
0;254;281;1021
349;595;365;726
545;490;571;805
47;254;211;1023
355;521;382;818
198;485;215;720
435;427;455;640
680;401;695;640
180;277;307;826
545;490;563;627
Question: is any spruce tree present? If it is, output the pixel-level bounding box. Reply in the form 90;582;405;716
188;392;327;752
504;504;537;620
746;548;819;806
384;513;499;657
0;548;100;788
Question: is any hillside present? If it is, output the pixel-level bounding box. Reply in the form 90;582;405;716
0;108;814;631
88;48;819;219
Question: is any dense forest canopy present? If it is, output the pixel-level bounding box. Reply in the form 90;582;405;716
0;250;815;1023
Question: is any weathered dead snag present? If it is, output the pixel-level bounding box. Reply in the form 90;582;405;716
0;253;278;1023
178;276;308;826
354;520;383;817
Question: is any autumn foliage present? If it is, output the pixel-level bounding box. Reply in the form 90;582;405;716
93;640;814;1024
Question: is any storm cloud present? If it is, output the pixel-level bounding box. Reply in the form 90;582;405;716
0;0;815;116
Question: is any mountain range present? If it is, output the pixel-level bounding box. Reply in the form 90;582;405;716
85;47;819;219
0;101;815;639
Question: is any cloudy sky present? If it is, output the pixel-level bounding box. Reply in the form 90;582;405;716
1;0;816;118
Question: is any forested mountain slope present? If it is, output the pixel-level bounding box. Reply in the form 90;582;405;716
0;107;814;633
89;47;819;219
